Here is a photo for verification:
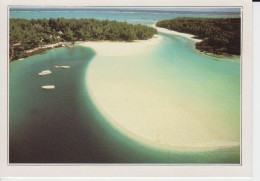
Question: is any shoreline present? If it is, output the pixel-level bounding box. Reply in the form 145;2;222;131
153;25;240;58
14;35;162;61
153;24;202;43
75;34;162;56
12;42;73;61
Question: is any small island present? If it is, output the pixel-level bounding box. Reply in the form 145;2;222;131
9;18;157;61
156;17;241;55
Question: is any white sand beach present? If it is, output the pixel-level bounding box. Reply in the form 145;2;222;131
153;24;202;43
75;35;162;56
82;34;240;151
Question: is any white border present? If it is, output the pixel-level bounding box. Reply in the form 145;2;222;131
0;0;252;177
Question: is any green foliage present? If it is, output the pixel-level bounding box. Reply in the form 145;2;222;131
156;17;240;55
9;18;157;60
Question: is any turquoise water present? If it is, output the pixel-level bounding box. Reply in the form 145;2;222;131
10;9;240;26
9;9;240;163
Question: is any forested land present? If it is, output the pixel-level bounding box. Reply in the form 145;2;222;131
156;17;241;55
10;18;157;60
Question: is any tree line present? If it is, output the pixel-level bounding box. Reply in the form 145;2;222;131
10;18;157;60
156;17;241;55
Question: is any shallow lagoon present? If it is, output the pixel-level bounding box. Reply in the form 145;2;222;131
9;9;240;163
9;35;240;163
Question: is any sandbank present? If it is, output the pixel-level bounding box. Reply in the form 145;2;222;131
87;77;240;151
85;36;240;151
153;24;202;43
75;35;162;56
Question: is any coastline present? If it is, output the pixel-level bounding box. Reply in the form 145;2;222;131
153;24;202;43
12;42;73;61
13;30;239;152
75;34;162;56
9;10;241;164
14;35;162;61
153;25;240;58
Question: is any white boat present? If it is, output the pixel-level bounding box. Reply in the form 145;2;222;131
18;58;24;61
39;70;52;76
55;65;71;69
41;85;55;90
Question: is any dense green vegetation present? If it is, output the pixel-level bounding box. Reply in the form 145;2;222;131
156;17;240;55
10;18;157;60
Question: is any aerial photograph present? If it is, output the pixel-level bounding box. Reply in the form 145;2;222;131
9;7;241;164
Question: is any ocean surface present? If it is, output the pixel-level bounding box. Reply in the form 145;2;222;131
9;8;241;163
9;8;240;26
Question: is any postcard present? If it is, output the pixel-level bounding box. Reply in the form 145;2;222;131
0;0;252;177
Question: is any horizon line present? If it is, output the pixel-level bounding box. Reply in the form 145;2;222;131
10;7;241;13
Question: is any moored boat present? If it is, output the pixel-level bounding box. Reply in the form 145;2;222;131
41;85;55;90
54;65;71;69
39;70;52;76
